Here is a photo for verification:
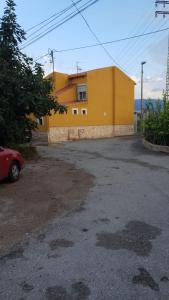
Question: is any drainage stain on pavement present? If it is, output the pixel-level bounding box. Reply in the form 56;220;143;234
160;276;169;283
46;286;70;300
93;218;110;224
133;268;159;291
49;239;74;250
0;246;24;261
19;281;34;293
96;220;161;257
81;228;89;232
47;253;60;259
72;282;90;300
37;233;46;242
75;206;86;213
45;282;90;300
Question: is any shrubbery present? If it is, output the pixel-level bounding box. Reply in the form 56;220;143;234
144;97;169;146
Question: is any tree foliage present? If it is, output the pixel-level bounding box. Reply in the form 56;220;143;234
0;0;66;146
144;96;169;146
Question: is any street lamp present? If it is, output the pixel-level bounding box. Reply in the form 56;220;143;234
141;61;147;133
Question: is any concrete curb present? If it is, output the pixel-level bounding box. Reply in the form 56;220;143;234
142;138;169;154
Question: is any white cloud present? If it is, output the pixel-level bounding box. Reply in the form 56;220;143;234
155;77;163;82
133;74;165;99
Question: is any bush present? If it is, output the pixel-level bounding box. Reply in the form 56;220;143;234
9;144;38;160
144;98;169;146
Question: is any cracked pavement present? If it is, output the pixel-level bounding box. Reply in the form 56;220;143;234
1;136;169;300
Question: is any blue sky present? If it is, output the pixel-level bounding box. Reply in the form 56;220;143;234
1;0;169;98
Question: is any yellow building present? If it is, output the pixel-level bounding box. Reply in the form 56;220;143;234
38;66;135;143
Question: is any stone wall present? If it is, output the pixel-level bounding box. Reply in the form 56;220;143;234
48;125;134;143
113;125;134;136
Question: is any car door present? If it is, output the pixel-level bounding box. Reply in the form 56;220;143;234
0;148;9;179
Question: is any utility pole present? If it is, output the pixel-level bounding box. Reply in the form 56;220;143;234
155;1;169;100
141;61;146;133
155;1;169;17
165;36;169;100
48;48;55;78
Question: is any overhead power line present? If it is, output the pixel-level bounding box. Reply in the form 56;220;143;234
126;18;169;74
35;26;169;64
26;0;86;40
23;0;96;46
155;1;169;99
36;53;49;62
54;26;169;52
119;18;156;64
21;0;99;49
70;0;124;71
123;18;156;68
123;8;169;71
26;0;83;33
117;2;155;61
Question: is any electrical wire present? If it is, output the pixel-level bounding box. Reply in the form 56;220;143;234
157;16;169;29
117;1;155;60
26;0;84;38
126;30;168;74
70;0;125;72
35;25;169;64
121;11;169;70
55;26;169;52
127;30;167;75
124;17;169;70
121;19;156;68
119;17;156;64
23;0;96;46
35;53;49;62
21;0;98;49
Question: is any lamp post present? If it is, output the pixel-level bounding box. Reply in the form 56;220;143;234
141;61;146;133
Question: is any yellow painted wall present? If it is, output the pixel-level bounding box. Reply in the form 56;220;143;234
37;116;49;132
69;76;87;86
87;67;113;126
52;72;69;94
39;66;135;131
58;86;76;104
113;67;135;125
30;114;49;132
57;75;87;104
49;67;114;127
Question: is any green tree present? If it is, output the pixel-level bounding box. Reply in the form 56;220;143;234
0;0;66;146
144;96;169;146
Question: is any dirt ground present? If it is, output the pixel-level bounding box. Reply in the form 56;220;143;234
0;158;94;256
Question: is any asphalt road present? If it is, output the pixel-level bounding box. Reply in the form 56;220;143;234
1;136;169;300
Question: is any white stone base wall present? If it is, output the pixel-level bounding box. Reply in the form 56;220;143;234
113;125;134;136
48;125;134;143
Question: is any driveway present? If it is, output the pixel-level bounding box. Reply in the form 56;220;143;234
1;136;169;300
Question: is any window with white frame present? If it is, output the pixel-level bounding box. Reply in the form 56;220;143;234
77;84;87;101
81;108;87;115
72;108;78;115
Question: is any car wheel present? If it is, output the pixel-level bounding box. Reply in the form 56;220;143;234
8;161;20;182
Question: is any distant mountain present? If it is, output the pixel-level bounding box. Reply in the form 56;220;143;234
134;99;163;112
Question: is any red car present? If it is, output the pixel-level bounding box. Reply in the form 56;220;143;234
0;147;24;182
